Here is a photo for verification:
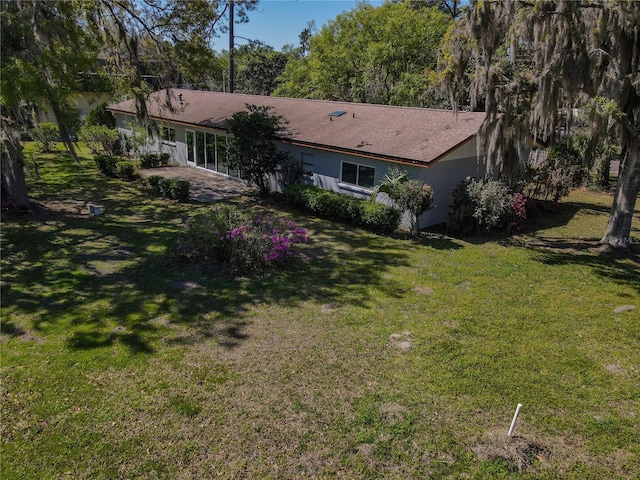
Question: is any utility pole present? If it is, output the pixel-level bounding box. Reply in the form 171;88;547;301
228;0;234;93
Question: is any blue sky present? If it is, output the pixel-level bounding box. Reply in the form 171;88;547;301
232;0;384;51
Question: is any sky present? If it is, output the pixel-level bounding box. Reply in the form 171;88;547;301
232;0;384;51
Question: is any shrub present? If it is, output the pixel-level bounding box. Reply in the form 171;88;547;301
147;175;163;189
81;125;121;155
148;177;190;202
140;152;172;168
94;154;120;177
169;180;190;201
31;122;59;152
359;202;402;234
175;205;308;274
283;184;400;234
370;169;434;236
525;144;586;202
157;178;173;197
86;101;116;129
115;161;137;181
448;177;517;234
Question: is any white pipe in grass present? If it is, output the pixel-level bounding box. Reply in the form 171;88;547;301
508;403;522;437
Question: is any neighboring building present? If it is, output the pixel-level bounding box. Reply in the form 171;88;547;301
108;88;486;228
40;92;112;124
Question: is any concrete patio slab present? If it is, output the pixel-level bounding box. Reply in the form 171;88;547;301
139;167;256;202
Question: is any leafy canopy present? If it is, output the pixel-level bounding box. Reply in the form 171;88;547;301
226;104;289;194
275;1;451;106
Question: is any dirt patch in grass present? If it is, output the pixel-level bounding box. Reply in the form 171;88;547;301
412;286;434;296
320;303;339;314
473;429;551;473
388;331;413;350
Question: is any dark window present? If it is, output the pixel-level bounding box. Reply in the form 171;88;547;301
301;153;314;176
341;162;358;185
358;165;375;188
341;162;375;188
162;126;176;143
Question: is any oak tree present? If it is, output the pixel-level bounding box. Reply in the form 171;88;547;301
442;0;640;249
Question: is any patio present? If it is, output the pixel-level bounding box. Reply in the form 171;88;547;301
139;166;256;202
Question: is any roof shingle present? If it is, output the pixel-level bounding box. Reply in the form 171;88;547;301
108;88;485;165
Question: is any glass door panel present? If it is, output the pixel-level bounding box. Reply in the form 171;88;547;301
195;131;205;167
205;133;216;171
215;135;228;175
186;130;195;164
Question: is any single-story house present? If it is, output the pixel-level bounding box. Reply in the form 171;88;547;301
108;88;487;228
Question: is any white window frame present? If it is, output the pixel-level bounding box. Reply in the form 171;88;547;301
340;161;376;189
161;126;176;145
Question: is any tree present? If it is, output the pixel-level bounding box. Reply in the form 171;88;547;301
1;0;257;209
442;0;640;249
226;104;289;194
370;168;434;236
391;0;464;19
274;1;451;106
234;44;288;95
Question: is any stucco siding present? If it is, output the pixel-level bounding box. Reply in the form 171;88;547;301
113;113;485;229
418;155;483;227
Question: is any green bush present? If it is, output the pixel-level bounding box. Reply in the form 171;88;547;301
175;205;308;274
149;177;190;202
283;184;400;234
80;125;121;155
31;122;60;152
157;178;172;197
525;145;585;202
86;101;116;129
169;180;190;202
94;154;120;177
147;175;163;189
115;161;137;181
448;177;515;234
140;152;171;168
359;202;402;234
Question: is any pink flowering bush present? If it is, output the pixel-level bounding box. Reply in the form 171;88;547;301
175;205;308;274
509;193;527;232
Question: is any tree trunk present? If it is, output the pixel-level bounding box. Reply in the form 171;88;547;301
600;140;640;249
1;117;30;209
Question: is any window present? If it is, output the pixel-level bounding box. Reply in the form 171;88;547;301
186;130;194;163
161;126;176;143
341;162;375;188
301;153;314;176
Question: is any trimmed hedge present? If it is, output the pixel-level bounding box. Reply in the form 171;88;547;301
283;184;400;234
170;180;190;202
140;152;170;169
95;154;138;181
148;176;190;202
94;154;120;177
115;161;137;181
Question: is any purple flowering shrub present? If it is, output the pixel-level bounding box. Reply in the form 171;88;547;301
176;205;308;273
509;193;527;232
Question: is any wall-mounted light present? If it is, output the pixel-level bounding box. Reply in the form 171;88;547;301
178;93;183;105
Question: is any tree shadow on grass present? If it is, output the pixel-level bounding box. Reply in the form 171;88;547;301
2;192;411;354
526;239;640;294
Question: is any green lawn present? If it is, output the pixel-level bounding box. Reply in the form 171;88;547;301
1;147;639;479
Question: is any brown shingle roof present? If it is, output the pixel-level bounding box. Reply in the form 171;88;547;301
108;88;485;165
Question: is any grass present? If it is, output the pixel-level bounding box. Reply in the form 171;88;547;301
1;145;639;479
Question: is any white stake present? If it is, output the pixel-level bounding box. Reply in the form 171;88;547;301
508;403;522;437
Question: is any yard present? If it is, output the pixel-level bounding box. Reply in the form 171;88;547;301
1;147;639;479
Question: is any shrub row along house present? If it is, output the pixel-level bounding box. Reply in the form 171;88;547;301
108;88;486;228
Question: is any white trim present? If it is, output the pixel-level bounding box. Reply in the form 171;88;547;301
340;160;376;189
